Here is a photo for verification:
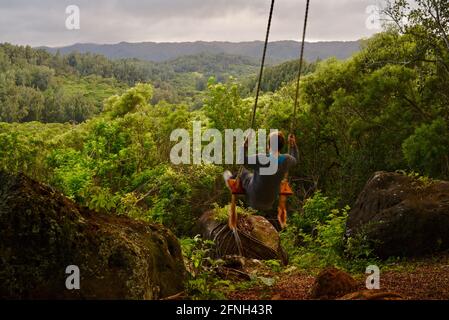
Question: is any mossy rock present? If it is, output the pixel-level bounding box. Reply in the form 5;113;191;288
346;171;449;258
198;210;288;265
0;171;186;299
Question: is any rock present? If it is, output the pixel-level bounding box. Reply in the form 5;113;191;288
0;171;186;299
339;290;404;300
198;211;288;265
346;171;449;258
309;267;358;299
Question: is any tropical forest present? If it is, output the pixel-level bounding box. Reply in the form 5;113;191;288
1;0;449;301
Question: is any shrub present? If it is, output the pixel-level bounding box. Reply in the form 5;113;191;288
138;164;224;236
285;207;349;270
290;191;338;234
281;191;377;273
180;235;230;300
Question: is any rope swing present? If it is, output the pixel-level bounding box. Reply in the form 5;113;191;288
228;0;311;232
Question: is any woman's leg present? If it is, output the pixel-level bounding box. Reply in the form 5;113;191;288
239;168;252;190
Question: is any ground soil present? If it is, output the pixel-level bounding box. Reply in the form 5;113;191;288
226;253;449;300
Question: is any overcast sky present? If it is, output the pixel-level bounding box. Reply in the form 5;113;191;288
0;0;386;47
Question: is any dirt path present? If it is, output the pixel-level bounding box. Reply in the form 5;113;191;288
381;263;449;299
227;254;449;300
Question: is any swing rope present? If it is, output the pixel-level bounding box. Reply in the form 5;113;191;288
278;0;311;229
233;0;276;184
251;0;276;130
291;0;311;134
228;0;276;232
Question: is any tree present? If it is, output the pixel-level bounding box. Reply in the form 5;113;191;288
30;66;54;91
105;83;153;118
203;78;250;131
402;118;449;177
384;0;449;74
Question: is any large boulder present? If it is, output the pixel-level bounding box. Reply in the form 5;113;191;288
346;171;449;258
0;171;186;299
198;211;288;265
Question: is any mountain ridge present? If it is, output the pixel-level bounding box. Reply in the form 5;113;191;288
39;40;361;63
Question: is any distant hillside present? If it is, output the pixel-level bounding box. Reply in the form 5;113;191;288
163;52;259;78
41;40;361;63
243;58;317;94
0;43;264;124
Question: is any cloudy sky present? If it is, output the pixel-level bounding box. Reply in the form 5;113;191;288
0;0;386;47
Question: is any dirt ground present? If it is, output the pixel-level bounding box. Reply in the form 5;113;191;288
226;253;449;300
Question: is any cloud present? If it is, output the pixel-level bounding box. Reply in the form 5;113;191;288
0;0;385;46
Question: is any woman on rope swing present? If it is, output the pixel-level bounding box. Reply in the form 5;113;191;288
222;0;309;232
223;131;299;229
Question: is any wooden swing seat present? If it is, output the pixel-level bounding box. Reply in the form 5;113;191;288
228;178;293;196
279;179;294;196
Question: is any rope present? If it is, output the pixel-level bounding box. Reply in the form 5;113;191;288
291;0;311;134
251;0;275;130
235;0;275;182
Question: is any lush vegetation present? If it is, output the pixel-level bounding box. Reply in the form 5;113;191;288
242;58;317;94
0;0;448;299
0;44;124;123
0;44;263;123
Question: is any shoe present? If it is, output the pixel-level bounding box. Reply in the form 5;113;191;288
223;170;233;189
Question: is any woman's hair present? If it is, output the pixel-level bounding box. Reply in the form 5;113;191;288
268;131;285;151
